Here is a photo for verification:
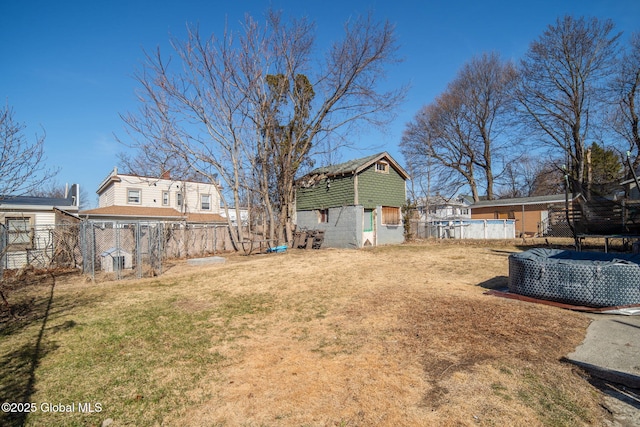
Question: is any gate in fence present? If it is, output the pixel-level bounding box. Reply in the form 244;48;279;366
80;221;165;280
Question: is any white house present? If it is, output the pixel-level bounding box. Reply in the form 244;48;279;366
219;207;249;226
416;195;472;221
0;184;80;269
81;168;226;224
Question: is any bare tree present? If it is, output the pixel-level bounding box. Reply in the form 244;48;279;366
120;10;406;246
454;52;518;199
30;181;90;210
402;96;482;201
401;52;517;202
497;155;565;198
609;32;640;174
116;146;197;181
0;103;58;313
516;16;621;190
0;103;58;198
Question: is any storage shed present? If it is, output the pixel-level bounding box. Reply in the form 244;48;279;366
296;152;409;248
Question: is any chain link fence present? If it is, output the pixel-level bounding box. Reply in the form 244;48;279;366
80;221;233;280
0;223;83;274
1;220;233;281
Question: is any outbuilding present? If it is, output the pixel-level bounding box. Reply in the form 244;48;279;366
295;152;409;248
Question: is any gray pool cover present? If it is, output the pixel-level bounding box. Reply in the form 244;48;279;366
509;248;640;308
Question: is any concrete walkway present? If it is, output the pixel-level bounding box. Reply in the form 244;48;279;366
565;314;640;426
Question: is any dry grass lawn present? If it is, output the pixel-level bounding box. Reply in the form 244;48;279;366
0;240;609;426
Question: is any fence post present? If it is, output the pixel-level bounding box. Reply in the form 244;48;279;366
135;223;142;279
91;223;96;280
0;224;6;274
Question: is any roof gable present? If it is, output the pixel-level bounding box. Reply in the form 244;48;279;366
305;152;409;180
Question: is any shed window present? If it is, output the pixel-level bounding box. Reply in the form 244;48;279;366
375;161;389;173
318;209;329;223
381;206;401;225
127;189;141;204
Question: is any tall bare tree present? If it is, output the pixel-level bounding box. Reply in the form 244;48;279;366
120;10;405;247
401;52;517;202
0;103;58;198
454;52;518;199
516;16;620;191
402;96;481;201
609;32;640;174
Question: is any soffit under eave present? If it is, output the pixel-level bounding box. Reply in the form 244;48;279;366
96;176;122;195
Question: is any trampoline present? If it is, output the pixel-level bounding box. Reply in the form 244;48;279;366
508;248;640;308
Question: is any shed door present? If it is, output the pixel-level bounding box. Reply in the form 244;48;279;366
363;209;375;246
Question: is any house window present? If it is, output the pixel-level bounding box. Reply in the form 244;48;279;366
177;193;183;207
375;161;389;173
381;206;401;225
318;209;329;223
201;194;211;210
6;217;32;248
162;191;170;206
127;189;141;204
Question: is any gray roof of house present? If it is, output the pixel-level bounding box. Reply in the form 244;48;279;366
471;193;577;208
0;195;76;207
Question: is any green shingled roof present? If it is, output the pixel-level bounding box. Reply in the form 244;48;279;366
306;152;409;179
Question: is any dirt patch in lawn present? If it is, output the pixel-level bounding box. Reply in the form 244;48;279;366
0;240;611;426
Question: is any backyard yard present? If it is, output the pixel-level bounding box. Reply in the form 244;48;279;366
0;240;611;426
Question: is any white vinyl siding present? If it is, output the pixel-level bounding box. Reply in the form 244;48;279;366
98;175;221;214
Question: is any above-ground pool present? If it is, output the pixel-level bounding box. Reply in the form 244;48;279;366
508;248;640;307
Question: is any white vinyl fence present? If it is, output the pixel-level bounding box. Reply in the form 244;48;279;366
411;219;516;239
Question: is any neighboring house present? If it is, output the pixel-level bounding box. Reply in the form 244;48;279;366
416;195;472;221
470;193;577;237
80;168;226;225
219;206;249;226
0;184;81;269
295;152;409;248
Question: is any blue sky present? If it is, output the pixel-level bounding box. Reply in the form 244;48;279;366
1;0;639;208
